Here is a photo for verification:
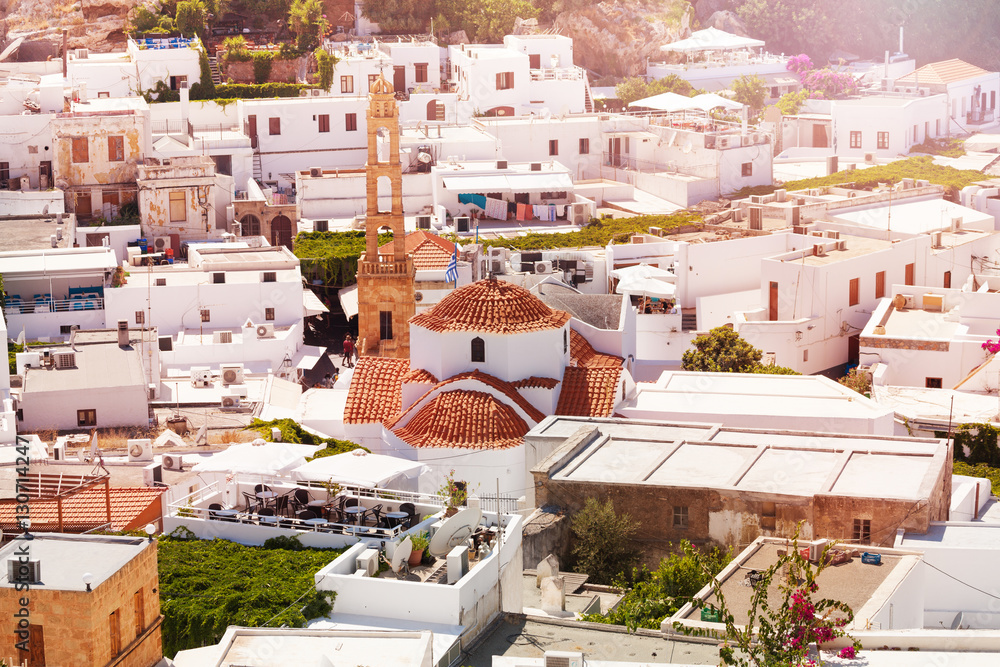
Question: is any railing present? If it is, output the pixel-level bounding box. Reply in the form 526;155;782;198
5;297;105;315
478;493;521;516
529;66;586;82
358;258;413;275
151;119;194;137
648;52;788;71
174;505;406;539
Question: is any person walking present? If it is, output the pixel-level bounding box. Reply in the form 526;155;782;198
342;334;355;368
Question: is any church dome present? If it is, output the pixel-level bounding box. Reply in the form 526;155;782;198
410;278;571;335
370;73;393;95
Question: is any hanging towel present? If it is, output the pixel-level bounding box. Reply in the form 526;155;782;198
533;204;545;220
458;193;474;205
518;203;530;221
471;194;487;210
555;205;566;218
485;197;506;220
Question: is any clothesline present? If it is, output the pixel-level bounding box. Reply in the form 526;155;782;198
457;193;565;221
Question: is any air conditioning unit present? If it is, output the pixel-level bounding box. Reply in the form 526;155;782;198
893;294;916;310
314;219;329;232
742;135;752;146
220;395;241;409
213;330;233;344
127;439;153;462
447;545;470;584
356;548;379;576
143;462;162;487
416;215;431;230
54;351;76;369
717;137;729;149
7;559;40;585
837;240;848;251
309;167;322;177
152;236;170;253
490;259;505;275
75;48;89;59
312;89;322;97
220;363;244;385
191;367;211;387
543;652;584;667
813;244;826;257
255;324;275;339
227;384;248;398
865;152;875;163
530;162;542;171
299;89;310;97
455;216;470;233
534;260;553;274
571;203;589;225
496;160;508;169
162;454;184;471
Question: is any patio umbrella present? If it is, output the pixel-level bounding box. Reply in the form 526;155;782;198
660;27;764;53
628;91;698;112
610;263;675;282
612;263;677;299
688;93;744;113
191;441;322;477
291;451;428;489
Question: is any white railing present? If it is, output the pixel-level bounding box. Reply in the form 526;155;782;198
5;297;104;315
529;66;585;82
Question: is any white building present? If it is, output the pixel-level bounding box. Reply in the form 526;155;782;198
893;58;1000;134
66;37;204;100
831;94;949;159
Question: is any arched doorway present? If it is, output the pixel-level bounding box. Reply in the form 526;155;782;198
270;215;293;248
240;214;261;236
485;106;514;117
426;99;445;121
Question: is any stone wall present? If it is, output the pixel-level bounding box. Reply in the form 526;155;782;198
521;509;572;568
220;56;311;84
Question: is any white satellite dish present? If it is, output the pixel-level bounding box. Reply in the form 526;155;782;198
428;507;482;558
417;152;433;163
391;536;413;573
195;424;208;445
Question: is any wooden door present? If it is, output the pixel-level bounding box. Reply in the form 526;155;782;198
76;192;92;219
39;161;52;188
812;124;828;148
394;65;406;93
529;53;541;69
768;281;778;321
15;624;45;666
905;262;915;286
270;215;293;249
943;270;952;288
848;334;860;366
608;137;622;167
248;115;258;149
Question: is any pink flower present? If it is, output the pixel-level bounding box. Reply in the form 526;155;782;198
839;646;857;659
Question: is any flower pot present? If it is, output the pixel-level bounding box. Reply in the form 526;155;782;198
444;507;458;518
407;549;424;567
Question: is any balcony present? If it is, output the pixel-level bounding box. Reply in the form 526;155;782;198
4;295;104;316
529;66;586;82
358;258;414;276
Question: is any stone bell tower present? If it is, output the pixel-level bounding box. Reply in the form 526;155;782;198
355;72;415;359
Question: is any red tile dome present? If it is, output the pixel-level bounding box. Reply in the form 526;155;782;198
410;279;571;335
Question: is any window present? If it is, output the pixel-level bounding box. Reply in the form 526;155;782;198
905;263;915;286
109;610;121;656
875;271;886;299
265;307;275;321
135;311;144;325
212;272;225;284
379;311;393;340
992;91;997;110
200;309;210;322
169;75;187;91
850;131;862;149
61;325;73;334
943;270;952;289
415;63;428;83
849;277;860;306
98;91;110;98
345;113;357;131
496;71;514;90
168;191;186;222
269;117;281;135
852;518;871;544
563;329;568;354
673;506;688;528
936;118;941;136
803;349;809;362
548;139;558;156
0;162;7;183
108;135;124;162
579;138;589;154
134;590;145;636
471;336;485;362
926;377;943;389
877;132;889;149
77;409;96;427
741;162;752;177
27;145;37;154
72;137;89;163
761;501;776;530
263;271;277;283
318;114;330;133
340;75;354;94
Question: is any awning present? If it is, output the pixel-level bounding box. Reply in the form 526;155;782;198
294;345;327;370
191;441;322;476
303;288;328;317
338;284;359;319
686;93;744;112
660;27;764;53
629;92;697;112
443;172;574;194
290;450;428;489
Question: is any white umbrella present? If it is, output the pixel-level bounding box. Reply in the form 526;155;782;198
191;441;321;477
291;450;428;489
628;91;698;112
610;263;675;282
660;27;764;53
689;93;744;113
615;276;677;299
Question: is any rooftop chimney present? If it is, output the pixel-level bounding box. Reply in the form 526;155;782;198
117;320;129;347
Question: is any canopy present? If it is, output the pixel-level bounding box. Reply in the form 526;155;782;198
611;263;674;282
613;264;677;299
660;27;764;53
291;450;428;489
191;441;321;476
338;284;359;319
688;93;744;112
303;289;328;317
628;91;697;112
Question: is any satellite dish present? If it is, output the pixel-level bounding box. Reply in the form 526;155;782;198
195;424;208;445
682;141;693;154
417;152;432;163
428;507;482;558
391;536;413;573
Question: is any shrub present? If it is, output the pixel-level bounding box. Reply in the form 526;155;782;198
839;368;871;395
570;497;640;585
314;47;336;90
222;35;250;62
953;422;1000;466
175;0;206;36
251;51;275;84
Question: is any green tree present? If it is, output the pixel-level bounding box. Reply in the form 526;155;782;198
775;89;810;116
682;326;763;373
130;6;162;33
730;74;767;120
175;0;207;36
314;47;338;91
360;0;436;34
615;74;694;106
953;423;1000;467
570;497;640;585
288;0;327;51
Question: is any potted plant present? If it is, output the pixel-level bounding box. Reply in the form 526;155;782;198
408;531;429;567
438;469;470;517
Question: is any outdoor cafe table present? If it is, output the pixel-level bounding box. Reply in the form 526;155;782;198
343;505;366;525
214;509;239;521
304;517;328;530
385;511;408;528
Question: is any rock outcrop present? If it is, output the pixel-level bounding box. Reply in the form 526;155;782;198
1;0;131;61
705;9;748;35
552;0;693;78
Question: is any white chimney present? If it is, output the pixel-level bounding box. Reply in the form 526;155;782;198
180;86;190;124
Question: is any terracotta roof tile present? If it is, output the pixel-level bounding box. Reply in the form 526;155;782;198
392;369;546;426
0;487;166;532
402;368;439;384
344;356;409;424
410;279;571;335
570;329;623;368
379;231;456;270
555;366;623;417
393;390;530;449
896;59;990;86
510;376;560;389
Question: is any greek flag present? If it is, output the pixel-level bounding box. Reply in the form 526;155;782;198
445;247;458;284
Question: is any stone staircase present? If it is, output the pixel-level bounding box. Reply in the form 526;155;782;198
207;56;223;86
252;152;263;183
681;309;697;332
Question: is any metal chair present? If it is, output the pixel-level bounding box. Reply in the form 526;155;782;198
208;503;223;520
399;502;416;529
366;504;384;528
273;493;290;517
290;488;311;514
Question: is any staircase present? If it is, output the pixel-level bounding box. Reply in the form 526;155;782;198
252;151;263;183
584;77;594;113
207;56;223;86
681;309;697;332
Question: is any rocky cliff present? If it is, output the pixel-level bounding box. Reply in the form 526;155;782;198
1;0;132;62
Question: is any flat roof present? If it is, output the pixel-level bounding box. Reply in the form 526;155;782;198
0;217;72;253
23;331;152;393
0;532;148;591
532;417;945;500
831;199;992;235
792;235;894;267
678;541;916;625
899;523;1000;550
875;305;959;340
